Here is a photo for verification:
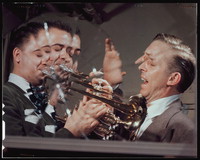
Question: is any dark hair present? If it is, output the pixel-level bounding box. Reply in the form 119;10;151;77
10;22;44;51
171;56;195;93
45;20;72;35
5;22;44;79
153;33;196;93
74;26;81;36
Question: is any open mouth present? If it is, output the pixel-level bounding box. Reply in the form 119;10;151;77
141;77;148;85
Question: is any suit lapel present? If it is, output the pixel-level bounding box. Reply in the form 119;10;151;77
5;82;36;110
139;100;182;142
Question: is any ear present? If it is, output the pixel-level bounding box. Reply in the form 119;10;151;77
13;47;22;63
167;72;181;86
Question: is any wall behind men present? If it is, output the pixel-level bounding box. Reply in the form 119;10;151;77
79;3;197;121
3;3;197;121
77;3;197;121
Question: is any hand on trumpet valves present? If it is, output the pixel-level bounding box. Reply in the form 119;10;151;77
91;78;113;94
64;99;108;137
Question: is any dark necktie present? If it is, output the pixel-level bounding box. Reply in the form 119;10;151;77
27;84;48;114
27;84;64;131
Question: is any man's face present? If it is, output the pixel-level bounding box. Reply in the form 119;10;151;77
48;28;73;67
136;40;173;103
71;34;81;56
17;29;50;85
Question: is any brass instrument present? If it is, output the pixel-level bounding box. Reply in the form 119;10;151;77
59;64;147;141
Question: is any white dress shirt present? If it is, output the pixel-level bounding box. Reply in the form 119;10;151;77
8;73;56;133
136;94;181;138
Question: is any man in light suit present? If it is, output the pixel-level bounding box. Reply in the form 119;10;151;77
134;33;196;143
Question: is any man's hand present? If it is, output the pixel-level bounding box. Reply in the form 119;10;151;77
103;38;126;86
64;99;108;137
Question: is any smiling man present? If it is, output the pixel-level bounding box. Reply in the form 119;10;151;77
3;21;108;139
134;33;196;143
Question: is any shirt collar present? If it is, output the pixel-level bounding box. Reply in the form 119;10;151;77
146;94;181;119
8;73;30;93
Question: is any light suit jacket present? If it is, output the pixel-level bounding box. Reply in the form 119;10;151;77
138;99;195;143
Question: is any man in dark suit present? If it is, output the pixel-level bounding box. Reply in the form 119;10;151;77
134;33;196;143
3;21;108;138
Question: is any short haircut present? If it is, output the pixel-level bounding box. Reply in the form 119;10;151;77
153;33;196;93
44;20;72;35
6;22;45;73
10;22;44;51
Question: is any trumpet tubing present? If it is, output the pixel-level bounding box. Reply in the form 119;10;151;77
42;64;147;140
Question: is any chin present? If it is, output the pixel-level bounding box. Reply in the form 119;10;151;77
139;89;147;98
32;79;44;86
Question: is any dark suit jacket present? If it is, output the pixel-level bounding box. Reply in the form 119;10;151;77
3;82;75;138
138;99;195;143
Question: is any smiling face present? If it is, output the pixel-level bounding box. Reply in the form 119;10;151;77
136;40;175;104
13;29;51;85
48;28;73;67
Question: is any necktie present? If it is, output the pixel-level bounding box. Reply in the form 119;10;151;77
27;84;48;114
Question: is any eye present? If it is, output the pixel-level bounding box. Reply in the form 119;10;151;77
52;45;63;52
34;51;43;57
44;48;51;54
66;47;73;57
147;59;155;66
36;54;43;57
45;50;51;54
75;49;81;55
66;47;72;53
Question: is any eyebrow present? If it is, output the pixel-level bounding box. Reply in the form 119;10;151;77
144;52;154;60
33;45;51;52
75;48;81;51
51;44;64;47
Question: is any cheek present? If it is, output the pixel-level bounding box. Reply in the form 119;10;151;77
51;52;60;61
30;59;42;71
151;74;168;89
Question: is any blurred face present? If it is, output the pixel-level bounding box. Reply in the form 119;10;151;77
14;29;50;85
70;34;81;56
48;28;73;67
136;40;173;104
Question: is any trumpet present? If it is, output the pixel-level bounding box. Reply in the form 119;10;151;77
58;64;147;140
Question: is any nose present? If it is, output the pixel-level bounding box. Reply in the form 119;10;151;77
49;51;59;64
44;54;50;62
37;55;50;70
138;61;147;72
60;52;72;63
40;54;50;66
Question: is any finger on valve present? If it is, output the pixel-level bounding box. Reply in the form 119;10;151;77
91;78;111;88
91;78;113;95
89;68;104;78
82;99;108;119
